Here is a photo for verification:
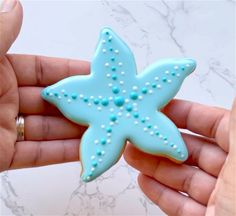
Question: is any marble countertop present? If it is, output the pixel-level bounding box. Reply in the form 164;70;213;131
0;0;235;215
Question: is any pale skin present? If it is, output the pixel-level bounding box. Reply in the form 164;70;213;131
0;1;235;216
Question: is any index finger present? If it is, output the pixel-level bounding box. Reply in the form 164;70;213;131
162;99;230;152
6;54;90;86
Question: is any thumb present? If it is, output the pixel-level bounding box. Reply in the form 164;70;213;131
229;98;236;160
0;0;23;58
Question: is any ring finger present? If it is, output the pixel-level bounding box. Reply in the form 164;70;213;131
124;143;216;205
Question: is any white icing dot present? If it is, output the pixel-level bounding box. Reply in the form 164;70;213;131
118;112;123;117
148;90;153;94
115;49;119;54
106;73;111;78
150;131;154;136
67;99;71;103
101;124;105;129
94;140;99;144
134;120;139;125
102;48;106;53
97;107;102;111
165;70;170;74
132;86;138;91
154;76;159;81
176;73;180;77
167;79;172;83
122;90;126;94
143;127;148;132
120;81;124;85
138;95;143;100
118;62;123;66
91;155;95;160
121;71;125;75
157;84;162;89
126;113;131;118
174;65;179;70
108;83;113;87
105;62;109;67
79;94;84;98
145;82;150;86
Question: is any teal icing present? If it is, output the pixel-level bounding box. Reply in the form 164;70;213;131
41;27;196;182
114;96;125;107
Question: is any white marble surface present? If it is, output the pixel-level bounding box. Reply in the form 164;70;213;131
0;0;235;215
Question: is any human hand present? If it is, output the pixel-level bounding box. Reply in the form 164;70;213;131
124;99;236;216
0;0;89;172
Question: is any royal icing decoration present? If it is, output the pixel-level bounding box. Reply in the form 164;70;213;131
41;28;196;182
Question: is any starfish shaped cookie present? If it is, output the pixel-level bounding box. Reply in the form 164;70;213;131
42;28;196;182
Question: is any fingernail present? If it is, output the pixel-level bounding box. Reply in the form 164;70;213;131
0;0;17;13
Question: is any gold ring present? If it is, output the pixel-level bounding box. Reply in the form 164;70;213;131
16;116;24;141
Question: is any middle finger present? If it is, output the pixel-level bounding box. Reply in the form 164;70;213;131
24;115;86;141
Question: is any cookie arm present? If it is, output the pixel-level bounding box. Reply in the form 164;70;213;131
127;111;188;163
91;27;138;81
137;59;196;109
80;125;126;182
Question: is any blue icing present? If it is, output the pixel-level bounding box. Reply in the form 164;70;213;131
130;92;138;100
110;114;117;122
101;98;109;106
41;27;196;182
114;96;125;107
93;98;99;105
112;86;120;94
126;104;133;112
112;74;117;80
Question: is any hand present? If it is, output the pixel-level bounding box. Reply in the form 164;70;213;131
0;0;89;172
124;99;236;216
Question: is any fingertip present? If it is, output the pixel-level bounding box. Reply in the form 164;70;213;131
0;0;23;57
123;142;139;166
137;173;149;189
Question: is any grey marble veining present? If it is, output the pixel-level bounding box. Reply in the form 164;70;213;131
1;0;235;215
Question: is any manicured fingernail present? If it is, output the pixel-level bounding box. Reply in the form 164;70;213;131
0;0;17;13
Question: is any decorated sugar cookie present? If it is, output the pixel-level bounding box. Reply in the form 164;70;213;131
41;28;196;182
